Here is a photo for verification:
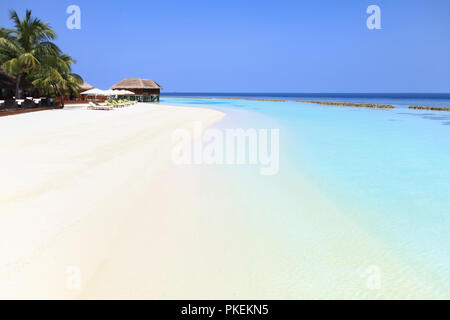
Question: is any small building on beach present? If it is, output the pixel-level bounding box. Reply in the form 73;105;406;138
0;69;16;99
56;81;95;105
76;81;94;102
0;69;33;99
111;78;162;102
80;81;94;92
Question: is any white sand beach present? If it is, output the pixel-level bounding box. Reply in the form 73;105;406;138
0;103;224;299
0;103;442;299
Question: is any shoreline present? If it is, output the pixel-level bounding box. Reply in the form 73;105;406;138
158;99;449;299
0;101;447;299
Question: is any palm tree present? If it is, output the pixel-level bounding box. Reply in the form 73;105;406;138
0;10;60;99
0;28;14;39
31;53;83;107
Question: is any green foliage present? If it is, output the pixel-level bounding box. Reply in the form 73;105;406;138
0;9;83;99
31;53;83;98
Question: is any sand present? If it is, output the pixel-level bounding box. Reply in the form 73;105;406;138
0;103;224;299
0;103;442;299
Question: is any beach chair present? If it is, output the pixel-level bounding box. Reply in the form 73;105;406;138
4;99;18;109
88;101;113;110
111;100;124;108
105;100;120;108
40;98;51;107
23;99;37;108
15;99;25;108
33;98;42;106
120;99;130;106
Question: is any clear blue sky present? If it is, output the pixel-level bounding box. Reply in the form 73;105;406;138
1;0;449;92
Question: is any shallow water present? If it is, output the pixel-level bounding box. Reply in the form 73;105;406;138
161;92;450;108
161;97;450;297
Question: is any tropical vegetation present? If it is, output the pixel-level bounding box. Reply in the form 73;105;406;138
0;9;83;105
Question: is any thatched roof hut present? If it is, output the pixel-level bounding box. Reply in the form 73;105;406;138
111;78;161;90
80;81;94;91
111;78;161;102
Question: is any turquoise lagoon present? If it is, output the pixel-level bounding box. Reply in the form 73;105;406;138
161;96;450;298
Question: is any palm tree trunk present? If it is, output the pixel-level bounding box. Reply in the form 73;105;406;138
53;85;64;108
57;88;65;108
15;74;22;99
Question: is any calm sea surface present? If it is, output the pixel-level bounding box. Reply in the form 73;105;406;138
161;92;450;108
160;94;450;297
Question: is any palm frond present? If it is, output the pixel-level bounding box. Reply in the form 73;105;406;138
5;9;82;98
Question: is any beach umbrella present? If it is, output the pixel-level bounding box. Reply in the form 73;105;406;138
103;89;119;96
80;88;106;102
118;90;135;95
80;88;105;96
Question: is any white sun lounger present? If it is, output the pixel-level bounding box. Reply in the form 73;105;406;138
88;102;113;111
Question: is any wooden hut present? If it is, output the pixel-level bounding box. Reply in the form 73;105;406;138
0;69;16;99
0;69;33;99
57;81;95;104
111;78;161;102
76;82;94;102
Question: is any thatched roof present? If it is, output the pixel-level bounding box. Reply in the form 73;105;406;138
80;81;94;91
111;78;162;90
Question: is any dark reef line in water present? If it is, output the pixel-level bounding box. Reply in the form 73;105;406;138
295;100;395;109
409;106;450;112
163;96;450;112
